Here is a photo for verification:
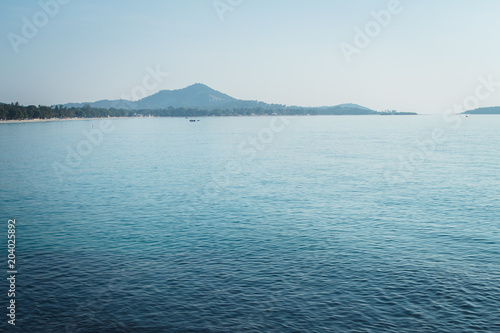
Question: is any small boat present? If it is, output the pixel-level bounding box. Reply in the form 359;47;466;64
189;119;196;122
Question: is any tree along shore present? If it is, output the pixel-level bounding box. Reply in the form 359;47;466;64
0;103;392;121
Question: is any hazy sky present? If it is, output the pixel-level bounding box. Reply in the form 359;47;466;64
2;0;500;113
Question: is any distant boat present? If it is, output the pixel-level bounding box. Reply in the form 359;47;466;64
189;119;196;122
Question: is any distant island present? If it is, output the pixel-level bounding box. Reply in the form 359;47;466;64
0;83;417;121
380;110;417;116
463;106;500;114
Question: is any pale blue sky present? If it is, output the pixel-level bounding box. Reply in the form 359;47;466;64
2;0;500;113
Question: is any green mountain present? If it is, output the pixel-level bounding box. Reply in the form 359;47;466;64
60;83;375;114
63;83;279;110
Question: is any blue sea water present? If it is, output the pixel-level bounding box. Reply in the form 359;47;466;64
0;115;499;332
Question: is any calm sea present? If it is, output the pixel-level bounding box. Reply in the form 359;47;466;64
0;115;499;332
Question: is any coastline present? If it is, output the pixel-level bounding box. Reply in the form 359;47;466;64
0;115;377;124
0;117;135;124
1;114;450;124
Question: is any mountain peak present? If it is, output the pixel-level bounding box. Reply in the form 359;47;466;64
188;83;209;88
135;83;238;109
58;83;376;113
177;83;211;91
335;103;372;111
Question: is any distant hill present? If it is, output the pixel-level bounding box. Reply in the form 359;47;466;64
3;86;416;120
64;99;135;110
62;83;279;110
311;104;378;115
59;83;377;114
137;83;237;109
464;106;500;114
326;103;373;111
